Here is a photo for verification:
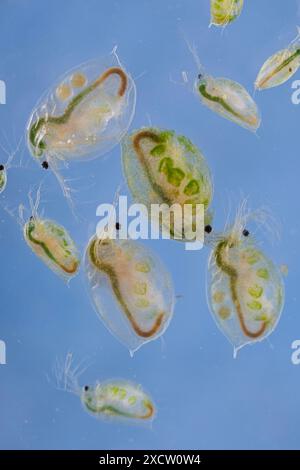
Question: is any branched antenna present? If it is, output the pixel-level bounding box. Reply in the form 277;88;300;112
54;352;90;395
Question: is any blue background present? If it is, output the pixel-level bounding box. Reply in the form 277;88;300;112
0;0;300;450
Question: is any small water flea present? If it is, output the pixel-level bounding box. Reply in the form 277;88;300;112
186;42;260;132
210;0;244;27
56;354;156;422
255;28;300;90
196;73;260;132
82;380;155;421
24;217;80;280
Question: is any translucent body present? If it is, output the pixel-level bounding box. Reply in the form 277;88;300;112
210;0;244;26
197;76;260;131
255;43;300;90
85;236;174;353
0;166;7;193
122;128;213;240
0;136;22;194
82;380;155;421
24;218;80;279
207;227;284;353
27;52;136;165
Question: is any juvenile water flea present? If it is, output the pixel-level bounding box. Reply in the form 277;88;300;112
55;354;156;422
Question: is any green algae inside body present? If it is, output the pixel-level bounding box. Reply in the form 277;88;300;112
122;128;213;241
24;218;80;278
197;77;261;132
82;380;155;421
255;45;300;90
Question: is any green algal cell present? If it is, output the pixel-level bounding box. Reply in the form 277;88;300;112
128;396;137;405
159;157;173;175
167;168;185;187
184;179;200;196
248;285;263;299
159;130;174;142
50;225;65;237
245;249;260;265
255;313;270;322
134;281;147;295
218;306;231;320
247;300;262;311
257;268;269;280
119;389;127;399
136;298;150;309
135;261;151;273
150;144;166;156
178;135;197;154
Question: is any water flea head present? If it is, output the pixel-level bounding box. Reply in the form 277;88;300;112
205;224;213;234
0;164;4;171
42;161;49;170
243;229;250;237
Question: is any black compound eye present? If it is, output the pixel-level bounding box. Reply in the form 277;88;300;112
198;73;203;80
115;222;121;231
205;225;212;234
243;229;250;237
0;164;4;171
84;385;89;392
42;161;49;170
